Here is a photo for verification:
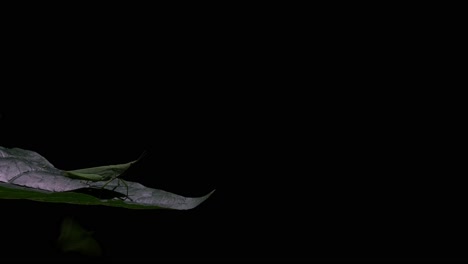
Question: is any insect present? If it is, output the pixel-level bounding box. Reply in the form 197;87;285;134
64;151;147;201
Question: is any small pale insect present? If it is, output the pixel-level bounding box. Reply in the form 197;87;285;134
64;151;147;201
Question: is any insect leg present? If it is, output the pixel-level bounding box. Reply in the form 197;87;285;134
99;176;131;201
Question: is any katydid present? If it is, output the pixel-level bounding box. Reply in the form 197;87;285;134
64;151;147;200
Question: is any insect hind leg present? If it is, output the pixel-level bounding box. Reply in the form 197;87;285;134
100;177;132;202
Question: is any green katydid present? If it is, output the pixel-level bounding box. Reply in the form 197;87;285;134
64;151;147;200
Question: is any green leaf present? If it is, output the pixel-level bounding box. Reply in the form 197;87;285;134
0;146;214;209
0;182;164;209
57;217;102;257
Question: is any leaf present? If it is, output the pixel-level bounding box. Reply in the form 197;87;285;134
57;217;102;257
0;183;164;209
0;146;214;209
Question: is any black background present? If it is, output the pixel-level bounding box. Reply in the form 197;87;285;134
1;6;466;262
1;69;465;262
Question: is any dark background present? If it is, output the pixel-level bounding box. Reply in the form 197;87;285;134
1;69;465;262
1;6;466;262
